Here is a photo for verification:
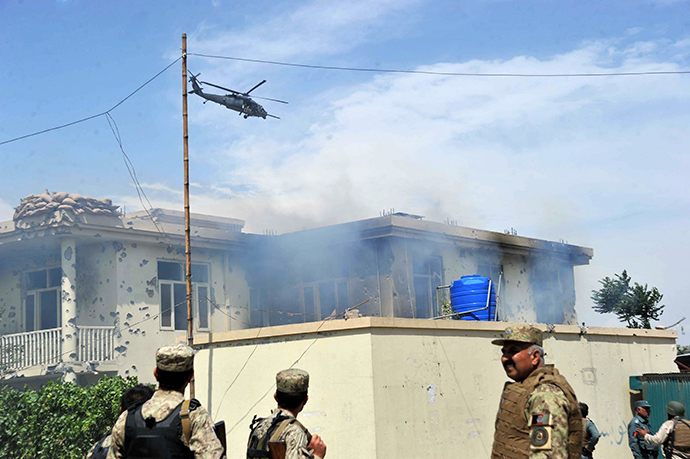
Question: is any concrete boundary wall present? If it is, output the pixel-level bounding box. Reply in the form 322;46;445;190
193;318;677;459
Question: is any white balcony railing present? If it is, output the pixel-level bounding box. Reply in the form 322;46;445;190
78;326;115;362
0;328;61;370
0;326;116;372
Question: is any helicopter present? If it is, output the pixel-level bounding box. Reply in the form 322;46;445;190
188;72;287;119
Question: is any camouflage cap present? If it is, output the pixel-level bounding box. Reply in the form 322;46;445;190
156;343;194;372
276;368;309;394
491;324;543;347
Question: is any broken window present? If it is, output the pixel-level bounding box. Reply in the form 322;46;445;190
412;256;444;318
158;261;211;331
24;267;62;331
302;280;349;320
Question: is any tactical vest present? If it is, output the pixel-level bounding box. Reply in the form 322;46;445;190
664;417;690;459
246;413;311;458
88;433;110;459
124;400;198;459
491;365;583;459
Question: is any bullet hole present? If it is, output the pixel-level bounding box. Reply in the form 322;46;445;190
101;246;106;253
131;243;137;248
130;301;134;305
127;287;132;293
113;241;124;252
95;233;102;238
107;278;110;284
126;313;133;320
64;246;73;261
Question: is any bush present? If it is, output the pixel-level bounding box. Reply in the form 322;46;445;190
0;375;140;459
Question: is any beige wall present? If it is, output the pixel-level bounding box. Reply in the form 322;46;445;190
193;318;677;459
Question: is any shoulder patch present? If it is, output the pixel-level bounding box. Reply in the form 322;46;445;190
530;425;552;450
531;413;551;426
189;398;201;410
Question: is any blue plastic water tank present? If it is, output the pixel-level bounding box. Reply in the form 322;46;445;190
450;275;496;321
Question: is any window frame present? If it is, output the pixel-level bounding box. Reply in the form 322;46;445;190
412;255;444;319
157;260;211;332
23;266;62;331
302;278;350;321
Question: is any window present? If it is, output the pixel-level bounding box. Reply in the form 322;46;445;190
303;280;349;320
158;261;210;331
412;256;444;318
24;267;62;331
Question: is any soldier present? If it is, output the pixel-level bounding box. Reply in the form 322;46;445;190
107;343;224;459
87;384;155;459
246;368;327;459
490;324;583;459
629;400;660;459
579;402;600;459
636;401;690;459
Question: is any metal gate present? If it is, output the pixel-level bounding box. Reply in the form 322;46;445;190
635;373;690;430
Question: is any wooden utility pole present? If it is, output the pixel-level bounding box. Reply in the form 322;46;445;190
182;33;195;398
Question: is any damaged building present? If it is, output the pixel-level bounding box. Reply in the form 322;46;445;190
0;192;592;387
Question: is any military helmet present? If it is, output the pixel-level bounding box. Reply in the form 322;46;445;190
666;401;685;417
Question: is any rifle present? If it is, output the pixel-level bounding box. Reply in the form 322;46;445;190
214;421;227;458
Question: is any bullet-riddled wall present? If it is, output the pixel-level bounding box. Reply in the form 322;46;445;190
193;319;677;459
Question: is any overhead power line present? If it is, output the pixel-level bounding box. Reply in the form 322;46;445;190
0;57;182;147
188;52;690;78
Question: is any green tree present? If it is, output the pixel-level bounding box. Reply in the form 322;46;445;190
0;375;140;459
591;270;664;329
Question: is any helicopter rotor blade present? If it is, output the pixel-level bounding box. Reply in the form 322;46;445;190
266;114;281;119
200;81;241;94
252;96;289;104
245;80;267;95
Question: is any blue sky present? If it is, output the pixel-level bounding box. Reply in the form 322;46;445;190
1;0;689;343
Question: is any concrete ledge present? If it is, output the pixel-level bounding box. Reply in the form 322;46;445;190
193;317;677;346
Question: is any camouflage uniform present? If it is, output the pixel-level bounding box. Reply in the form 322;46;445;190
247;369;322;459
491;325;583;459
107;344;223;459
249;408;315;459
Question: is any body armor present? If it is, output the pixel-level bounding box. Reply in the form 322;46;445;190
246;414;311;458
88;433;110;459
664;417;690;459
124;401;195;459
491;365;583;459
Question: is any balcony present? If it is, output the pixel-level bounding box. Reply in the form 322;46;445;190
0;326;116;373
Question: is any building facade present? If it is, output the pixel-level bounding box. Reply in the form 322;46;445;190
0;192;592;387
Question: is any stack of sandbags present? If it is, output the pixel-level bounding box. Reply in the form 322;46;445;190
13;192;120;220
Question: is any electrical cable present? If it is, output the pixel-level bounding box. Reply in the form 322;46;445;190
188;52;690;77
0;57;182;147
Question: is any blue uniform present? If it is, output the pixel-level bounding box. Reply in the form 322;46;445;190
582;418;600;458
628;414;659;459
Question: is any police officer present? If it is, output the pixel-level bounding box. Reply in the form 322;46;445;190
246;369;327;459
629;400;660;459
490;324;583;459
579;402;600;459
636;401;690;459
108;343;224;459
